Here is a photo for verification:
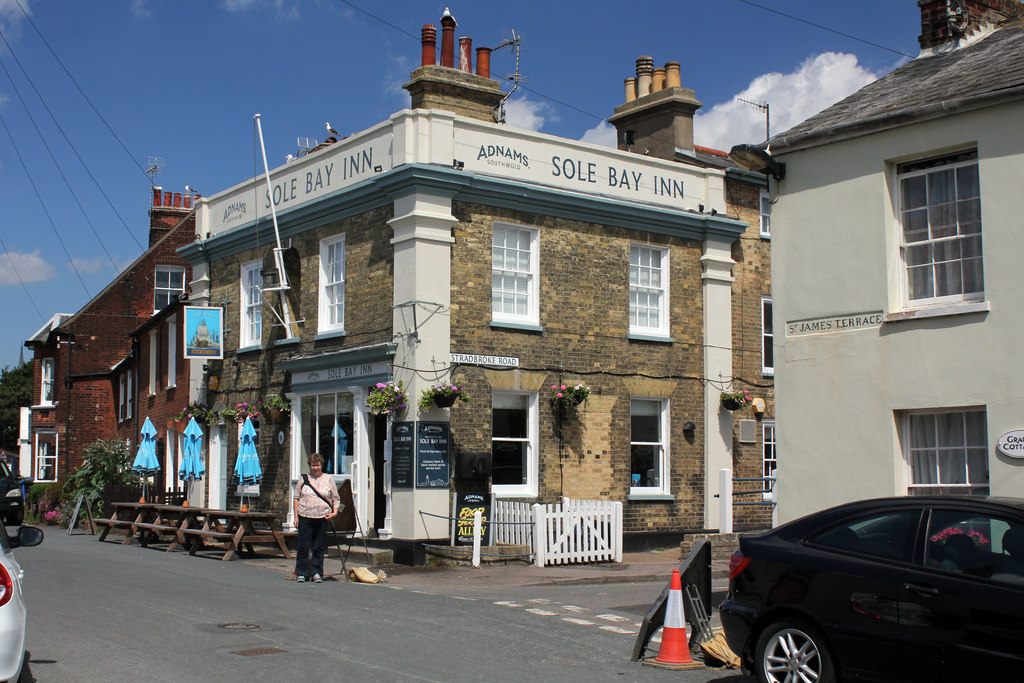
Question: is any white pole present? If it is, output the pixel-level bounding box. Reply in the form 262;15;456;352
720;468;733;534
252;114;295;339
472;510;482;568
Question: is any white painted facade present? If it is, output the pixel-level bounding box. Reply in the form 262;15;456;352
772;99;1024;522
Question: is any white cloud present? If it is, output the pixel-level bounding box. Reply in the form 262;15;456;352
0;0;31;39
694;52;879;153
219;0;299;20
130;0;152;17
70;256;107;274
579;121;617;148
503;96;558;132
0;250;56;285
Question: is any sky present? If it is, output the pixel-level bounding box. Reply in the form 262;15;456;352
0;0;923;368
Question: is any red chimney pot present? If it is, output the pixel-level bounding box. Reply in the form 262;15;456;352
420;25;437;66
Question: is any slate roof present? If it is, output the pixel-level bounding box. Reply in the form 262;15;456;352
772;20;1024;153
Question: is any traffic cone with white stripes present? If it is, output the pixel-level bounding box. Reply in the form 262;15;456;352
650;568;699;668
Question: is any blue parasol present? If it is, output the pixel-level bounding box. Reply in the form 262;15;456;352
178;418;206;503
232;417;262;511
133;417;161;501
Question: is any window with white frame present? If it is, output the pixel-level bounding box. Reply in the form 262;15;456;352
491;391;538;496
240;260;263;348
118;371;133;422
898;150;983;306
759;188;771;238
761;297;773;375
318;234;346;333
905;409;988;496
154;265;185;312
148;330;157;396
630;245;669;336
630;398;669;494
492;224;539;325
35;434;57;482
167;315;176;388
762;420;777;500
40;357;54;405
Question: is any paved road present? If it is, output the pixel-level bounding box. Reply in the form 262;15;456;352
15;528;754;682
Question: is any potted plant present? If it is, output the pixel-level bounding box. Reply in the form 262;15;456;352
418;383;470;410
220;401;262;424
550;383;591;411
720;390;753;411
174;402;216;430
262;395;291;421
365;381;407;416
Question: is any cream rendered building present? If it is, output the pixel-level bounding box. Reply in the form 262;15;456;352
769;1;1024;522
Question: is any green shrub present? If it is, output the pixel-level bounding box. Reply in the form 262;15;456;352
65;438;136;516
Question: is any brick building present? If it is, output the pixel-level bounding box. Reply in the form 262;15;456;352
181;11;773;550
23;190;196;485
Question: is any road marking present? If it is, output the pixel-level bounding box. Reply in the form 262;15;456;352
452;596;476;601
600;625;637;634
526;608;559;616
562;605;588;612
493;600;523;607
597;614;630;622
562;617;594;626
526;598;551;604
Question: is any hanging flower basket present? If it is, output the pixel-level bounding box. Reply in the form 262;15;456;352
550;383;591;412
220;401;262;424
720;390;753;411
261;395;291;421
418;383;470;411
175;402;216;426
366;381;407;416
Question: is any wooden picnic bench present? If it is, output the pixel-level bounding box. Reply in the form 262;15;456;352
96;502;291;561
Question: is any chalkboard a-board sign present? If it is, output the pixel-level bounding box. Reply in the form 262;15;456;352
416;422;450;488
452;492;492;546
392;421;414;489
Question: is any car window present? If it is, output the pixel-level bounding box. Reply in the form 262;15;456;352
809;510;919;562
926;509;1024;585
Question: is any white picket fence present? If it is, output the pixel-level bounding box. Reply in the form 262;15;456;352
494;497;623;567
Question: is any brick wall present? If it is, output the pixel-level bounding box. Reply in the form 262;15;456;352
206;206;395;517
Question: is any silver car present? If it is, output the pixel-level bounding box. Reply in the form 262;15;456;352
0;523;43;682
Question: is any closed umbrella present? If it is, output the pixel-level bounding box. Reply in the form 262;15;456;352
178;417;206;506
132;417;161;502
232;417;263;511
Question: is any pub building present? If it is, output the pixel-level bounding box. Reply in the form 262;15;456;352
180;10;773;560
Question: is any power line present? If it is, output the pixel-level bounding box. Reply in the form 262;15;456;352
0;108;91;297
735;0;915;59
0;54;119;271
12;0;152;181
0;234;44;321
0;17;145;252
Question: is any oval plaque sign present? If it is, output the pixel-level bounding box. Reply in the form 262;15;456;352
997;430;1024;458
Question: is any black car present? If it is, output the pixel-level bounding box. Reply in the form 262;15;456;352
0;460;24;526
720;496;1024;682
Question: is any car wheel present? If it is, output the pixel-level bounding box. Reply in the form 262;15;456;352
754;619;836;683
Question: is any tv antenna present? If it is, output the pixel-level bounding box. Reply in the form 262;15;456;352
296;137;318;157
491;29;527;124
145;156;164;186
737;98;770;143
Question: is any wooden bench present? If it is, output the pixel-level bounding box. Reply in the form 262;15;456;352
94;518;139;543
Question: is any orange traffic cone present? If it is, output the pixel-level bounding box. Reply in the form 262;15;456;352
653;569;698;667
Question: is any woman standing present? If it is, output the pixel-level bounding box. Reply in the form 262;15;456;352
293;452;341;583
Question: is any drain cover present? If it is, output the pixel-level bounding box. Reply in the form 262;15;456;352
218;623;262;630
232;647;287;657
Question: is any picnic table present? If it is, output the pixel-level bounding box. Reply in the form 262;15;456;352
94;502;291;561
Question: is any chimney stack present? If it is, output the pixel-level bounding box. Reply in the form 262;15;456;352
404;9;504;123
149;186;197;247
609;56;702;160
